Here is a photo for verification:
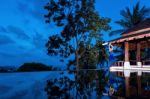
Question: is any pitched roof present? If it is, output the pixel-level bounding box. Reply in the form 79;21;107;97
122;18;150;36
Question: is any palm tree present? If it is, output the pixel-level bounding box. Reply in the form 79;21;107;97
109;2;150;36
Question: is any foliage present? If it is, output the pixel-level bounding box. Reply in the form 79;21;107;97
78;41;100;69
45;70;109;98
44;0;110;70
96;41;108;67
109;2;150;36
17;62;53;72
67;40;109;70
78;47;97;69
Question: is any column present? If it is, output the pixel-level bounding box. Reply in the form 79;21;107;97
124;70;130;97
124;41;130;69
137;75;141;96
137;43;142;67
125;77;130;97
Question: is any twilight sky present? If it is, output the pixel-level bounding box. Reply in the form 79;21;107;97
0;0;150;67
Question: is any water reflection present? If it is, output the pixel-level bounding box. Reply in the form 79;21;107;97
111;70;150;98
45;70;109;98
44;70;150;98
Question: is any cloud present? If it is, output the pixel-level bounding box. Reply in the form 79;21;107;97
16;0;47;22
16;0;55;30
17;1;28;14
0;25;30;40
0;35;15;45
0;52;16;58
0;26;7;33
7;25;30;40
32;31;47;49
26;0;48;20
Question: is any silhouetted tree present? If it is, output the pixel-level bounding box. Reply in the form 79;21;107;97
96;40;109;67
44;0;110;70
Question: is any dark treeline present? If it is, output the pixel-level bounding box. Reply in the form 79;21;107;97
17;62;53;72
0;62;61;73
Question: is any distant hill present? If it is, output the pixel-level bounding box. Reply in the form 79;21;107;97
17;62;53;72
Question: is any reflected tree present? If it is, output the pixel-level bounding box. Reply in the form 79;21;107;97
45;70;109;99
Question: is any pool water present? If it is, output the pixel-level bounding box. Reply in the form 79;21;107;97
0;70;150;99
111;70;150;98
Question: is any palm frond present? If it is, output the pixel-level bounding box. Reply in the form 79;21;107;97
120;7;132;21
114;2;150;32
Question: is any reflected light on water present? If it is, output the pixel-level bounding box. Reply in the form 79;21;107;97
111;70;150;98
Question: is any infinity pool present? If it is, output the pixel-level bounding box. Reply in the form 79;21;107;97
0;70;150;99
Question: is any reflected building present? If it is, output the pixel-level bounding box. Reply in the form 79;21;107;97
111;70;150;98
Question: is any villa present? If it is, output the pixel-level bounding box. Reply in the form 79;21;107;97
110;18;150;71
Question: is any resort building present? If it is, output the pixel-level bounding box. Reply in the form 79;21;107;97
110;18;150;71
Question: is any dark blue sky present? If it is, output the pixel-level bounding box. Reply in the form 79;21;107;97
0;0;150;67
